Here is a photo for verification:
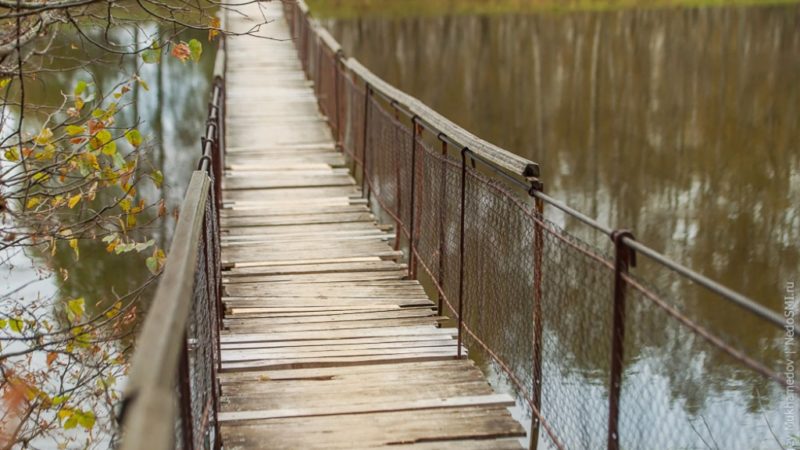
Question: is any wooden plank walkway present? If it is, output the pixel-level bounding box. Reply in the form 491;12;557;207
218;3;526;448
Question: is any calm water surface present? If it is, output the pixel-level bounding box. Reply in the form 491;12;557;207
323;5;799;448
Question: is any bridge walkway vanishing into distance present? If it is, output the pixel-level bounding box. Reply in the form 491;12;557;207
118;1;798;450
211;2;525;448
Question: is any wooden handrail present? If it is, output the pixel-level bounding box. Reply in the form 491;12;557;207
120;171;210;450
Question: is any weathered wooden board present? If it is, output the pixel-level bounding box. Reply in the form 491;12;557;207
220;407;524;449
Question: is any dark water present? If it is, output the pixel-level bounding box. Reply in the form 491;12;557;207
323;5;800;449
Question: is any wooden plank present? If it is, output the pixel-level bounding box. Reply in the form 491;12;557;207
219;326;456;344
222;212;375;227
219;381;493;412
223;222;378;236
227;306;427;318
224;317;448;334
363;439;524;449
220;407;524;450
222;295;432;305
224;308;436;325
220;345;462;363
224;174;355;190
223;271;408;285
221;335;456;350
221;353;459;372
221;204;368;217
217;359;473;383
217;394;515;423
223;260;403;277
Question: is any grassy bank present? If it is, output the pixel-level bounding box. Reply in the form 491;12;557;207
306;0;799;18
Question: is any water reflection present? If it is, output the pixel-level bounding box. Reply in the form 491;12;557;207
325;5;799;448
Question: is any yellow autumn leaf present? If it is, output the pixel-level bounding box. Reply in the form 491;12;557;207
68;194;81;209
209;17;221;41
35;128;53;145
84;152;99;170
69;239;79;259
26;197;40;209
4;147;19;161
65;125;84;136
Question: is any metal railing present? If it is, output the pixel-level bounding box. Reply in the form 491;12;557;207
285;2;799;449
117;12;226;450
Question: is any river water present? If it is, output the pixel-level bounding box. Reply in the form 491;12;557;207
321;4;800;449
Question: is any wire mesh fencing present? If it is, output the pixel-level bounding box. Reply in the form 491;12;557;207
285;2;797;449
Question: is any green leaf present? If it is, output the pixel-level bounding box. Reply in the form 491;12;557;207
91;129;113;153
65;125;84;136
141;48;161;64
74;80;87;96
9;318;23;333
69;239;79;259
125;129;142;147
67;297;85;319
188;39;203;62
64;416;78;429
151;170;163;187
101;140;117;156
146;256;159;274
4;147;19;161
136;76;150;91
77;411;96;430
135;239;155;252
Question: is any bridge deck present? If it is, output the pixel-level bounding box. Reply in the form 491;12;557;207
217;3;525;448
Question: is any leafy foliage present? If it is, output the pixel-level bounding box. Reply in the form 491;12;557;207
0;0;233;444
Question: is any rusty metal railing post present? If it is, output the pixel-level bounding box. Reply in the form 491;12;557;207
456;147;469;359
436;137;448;315
300;14;308;72
333;55;342;148
315;38;322;102
407;116;420;279
607;230;636;450
361;83;371;200
528;179;545;450
178;335;194;450
390;101;403;251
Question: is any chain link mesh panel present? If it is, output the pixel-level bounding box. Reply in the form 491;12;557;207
175;179;222;450
318;46;338;137
342;75;365;164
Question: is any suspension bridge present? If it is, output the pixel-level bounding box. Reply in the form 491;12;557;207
117;1;796;449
